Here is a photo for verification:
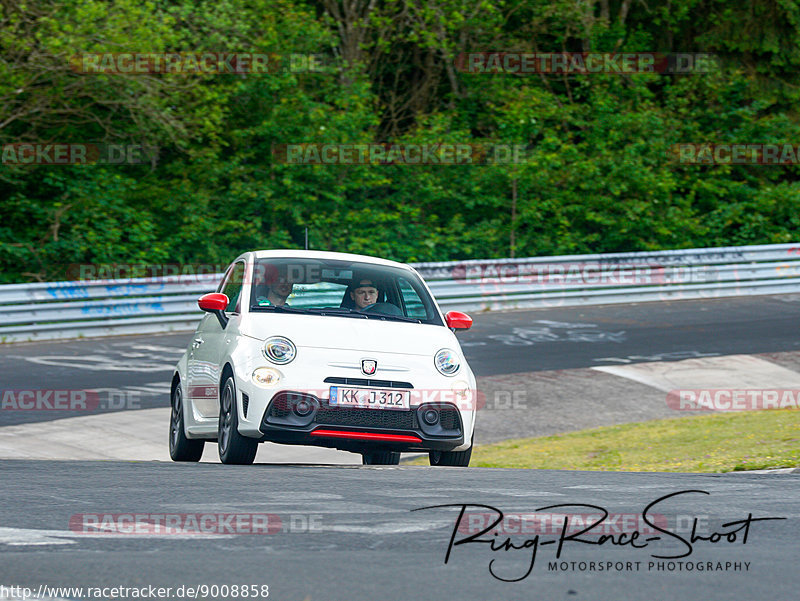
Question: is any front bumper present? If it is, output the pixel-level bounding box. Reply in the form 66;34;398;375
257;390;465;453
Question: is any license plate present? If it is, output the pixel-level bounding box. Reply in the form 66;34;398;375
329;387;410;411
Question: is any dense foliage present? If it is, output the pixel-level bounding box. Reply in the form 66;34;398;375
2;0;799;282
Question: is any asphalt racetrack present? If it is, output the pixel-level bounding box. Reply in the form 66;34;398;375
1;294;799;600
2;293;800;427
0;461;796;601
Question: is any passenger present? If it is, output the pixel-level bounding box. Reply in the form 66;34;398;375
256;277;294;306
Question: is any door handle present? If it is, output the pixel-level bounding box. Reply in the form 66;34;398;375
192;337;204;348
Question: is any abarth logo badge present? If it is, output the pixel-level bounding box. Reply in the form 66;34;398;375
361;359;377;376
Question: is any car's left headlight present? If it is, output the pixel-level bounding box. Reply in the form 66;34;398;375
435;348;460;376
263;336;296;365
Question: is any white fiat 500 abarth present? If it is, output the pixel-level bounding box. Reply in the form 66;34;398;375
169;250;476;466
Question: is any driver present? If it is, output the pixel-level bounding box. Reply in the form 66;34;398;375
349;278;379;310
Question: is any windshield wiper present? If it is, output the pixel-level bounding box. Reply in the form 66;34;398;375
304;308;368;318
367;314;422;324
250;305;311;314
311;307;422;323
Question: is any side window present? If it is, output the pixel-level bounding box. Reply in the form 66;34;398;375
216;264;233;293
220;261;246;313
398;277;427;319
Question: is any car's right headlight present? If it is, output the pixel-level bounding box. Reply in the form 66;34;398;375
263;336;296;365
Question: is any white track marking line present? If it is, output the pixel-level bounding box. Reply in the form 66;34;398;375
0;526;232;546
0;408;362;464
11;355;174;372
592;354;800;392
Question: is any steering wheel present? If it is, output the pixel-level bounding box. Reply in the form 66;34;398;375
363;302;404;316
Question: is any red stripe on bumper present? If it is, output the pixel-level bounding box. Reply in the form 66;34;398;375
309;430;422;443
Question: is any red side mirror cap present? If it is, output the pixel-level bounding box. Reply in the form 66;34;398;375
198;292;229;312
445;310;472;330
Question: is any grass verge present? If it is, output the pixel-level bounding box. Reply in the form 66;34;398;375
410;409;800;472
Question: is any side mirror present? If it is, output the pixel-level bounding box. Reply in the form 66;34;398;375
445;310;472;330
198;293;229;328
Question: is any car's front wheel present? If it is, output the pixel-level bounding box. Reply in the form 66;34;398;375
429;434;473;467
218;376;258;465
169;382;204;462
361;451;400;465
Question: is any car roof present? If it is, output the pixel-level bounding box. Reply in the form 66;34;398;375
249;249;415;271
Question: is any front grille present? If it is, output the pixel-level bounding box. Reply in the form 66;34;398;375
315;407;418;429
439;407;459;430
268;396;292;419
324;377;413;389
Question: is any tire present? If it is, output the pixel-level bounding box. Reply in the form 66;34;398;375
169;381;204;462
362;450;401;465
429;434;473;467
218;375;258;465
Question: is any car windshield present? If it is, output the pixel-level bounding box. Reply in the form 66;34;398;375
248;258;443;325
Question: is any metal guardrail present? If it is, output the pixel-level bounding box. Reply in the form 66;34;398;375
2;243;800;343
